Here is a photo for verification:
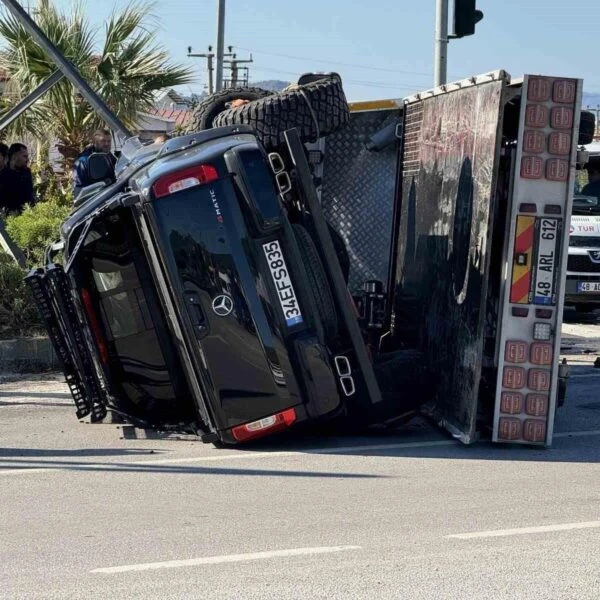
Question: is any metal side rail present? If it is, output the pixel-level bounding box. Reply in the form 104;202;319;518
284;128;383;406
26;265;107;422
25;268;93;419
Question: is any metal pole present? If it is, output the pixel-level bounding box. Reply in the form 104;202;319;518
434;0;449;87
207;55;214;94
0;71;64;131
0;0;131;139
215;0;225;92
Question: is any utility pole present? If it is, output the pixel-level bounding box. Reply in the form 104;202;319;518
224;52;253;89
215;0;226;91
187;46;215;94
434;0;449;87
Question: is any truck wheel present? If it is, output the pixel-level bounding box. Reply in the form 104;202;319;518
292;224;338;340
212;78;350;151
187;87;271;132
578;111;596;146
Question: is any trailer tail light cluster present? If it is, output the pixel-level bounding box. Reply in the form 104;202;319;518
152;165;219;198
80;288;109;365
231;408;297;442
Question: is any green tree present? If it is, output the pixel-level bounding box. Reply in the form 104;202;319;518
0;0;194;168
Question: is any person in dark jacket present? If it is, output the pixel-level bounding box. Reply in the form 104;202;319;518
0;143;35;214
582;158;600;199
0;143;8;171
72;129;117;193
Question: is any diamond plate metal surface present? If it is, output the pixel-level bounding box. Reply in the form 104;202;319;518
321;109;400;293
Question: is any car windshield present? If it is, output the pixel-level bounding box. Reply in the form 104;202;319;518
115;136;163;177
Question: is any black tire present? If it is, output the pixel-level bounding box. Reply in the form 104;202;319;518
292;224;338;340
578;110;596;146
187;87;272;132
213;78;350;151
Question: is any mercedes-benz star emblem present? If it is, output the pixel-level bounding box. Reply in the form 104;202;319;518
212;294;233;317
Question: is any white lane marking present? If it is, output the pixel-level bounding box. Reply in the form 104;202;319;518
91;545;362;574
3;429;600;476
446;521;600;540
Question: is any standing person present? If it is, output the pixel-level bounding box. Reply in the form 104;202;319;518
0;143;8;171
72;128;117;193
582;159;600;199
0;143;35;214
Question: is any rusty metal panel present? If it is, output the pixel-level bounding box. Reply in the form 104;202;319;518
392;77;506;443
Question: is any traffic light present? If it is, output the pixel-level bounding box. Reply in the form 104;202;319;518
451;0;484;38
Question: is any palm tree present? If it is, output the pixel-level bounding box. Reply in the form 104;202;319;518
0;0;194;168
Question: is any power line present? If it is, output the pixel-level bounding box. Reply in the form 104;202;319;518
236;46;437;78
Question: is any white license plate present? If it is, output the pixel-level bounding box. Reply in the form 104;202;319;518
577;281;600;292
262;240;304;327
534;218;560;306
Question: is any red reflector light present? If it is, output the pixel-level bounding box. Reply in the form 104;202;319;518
525;103;549;128
521;156;544;179
545;158;569;182
152;165;218;198
81;288;109;365
519;203;537;214
231;408;297;442
530;342;553;366
553;79;576;104
544;205;561;215
503;367;526;389
523;419;547;443
548;132;571;156
500;392;523;415
498;417;522;441
536;308;553;319
550;106;574;130
523;130;545;154
512;307;529;318
526;394;549;417
505;341;528;364
528;368;551;392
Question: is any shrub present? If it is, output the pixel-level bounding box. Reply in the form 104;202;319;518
0;252;41;338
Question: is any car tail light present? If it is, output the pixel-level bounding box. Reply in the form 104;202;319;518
530;342;553;365
523;419;546;443
544;205;561;215
80;288;109;365
536;308;553;319
152;165;218;198
519;203;537;214
512;307;529;317
533;322;552;341
525;104;548;127
231;408;297;442
552;79;576;104
528;369;551;392
503;367;526;389
548;132;571;156
498;417;522;441
500;392;523;414
505;341;527;363
526;394;549;417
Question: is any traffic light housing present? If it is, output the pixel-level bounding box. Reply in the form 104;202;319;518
451;0;484;38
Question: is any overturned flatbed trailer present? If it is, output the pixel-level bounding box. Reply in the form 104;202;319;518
319;71;581;446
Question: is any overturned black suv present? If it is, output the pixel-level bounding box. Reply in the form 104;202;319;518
27;76;421;445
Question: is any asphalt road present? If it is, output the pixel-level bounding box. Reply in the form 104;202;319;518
1;316;600;600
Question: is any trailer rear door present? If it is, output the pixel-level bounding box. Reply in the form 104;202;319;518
492;75;582;446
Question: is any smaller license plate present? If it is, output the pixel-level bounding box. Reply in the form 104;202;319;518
534;218;560;306
577;281;600;293
263;240;303;327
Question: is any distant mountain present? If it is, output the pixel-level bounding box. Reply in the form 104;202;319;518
583;92;600;108
251;80;290;92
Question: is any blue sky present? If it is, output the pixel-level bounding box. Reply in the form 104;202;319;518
38;0;600;102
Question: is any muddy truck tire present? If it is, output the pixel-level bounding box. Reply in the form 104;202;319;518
187;87;272;132
578;110;596;146
212;78;350;151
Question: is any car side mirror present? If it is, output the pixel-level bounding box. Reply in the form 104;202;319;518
88;152;115;183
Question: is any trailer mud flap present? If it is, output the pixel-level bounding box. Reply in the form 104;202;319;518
25;265;107;422
392;74;507;443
